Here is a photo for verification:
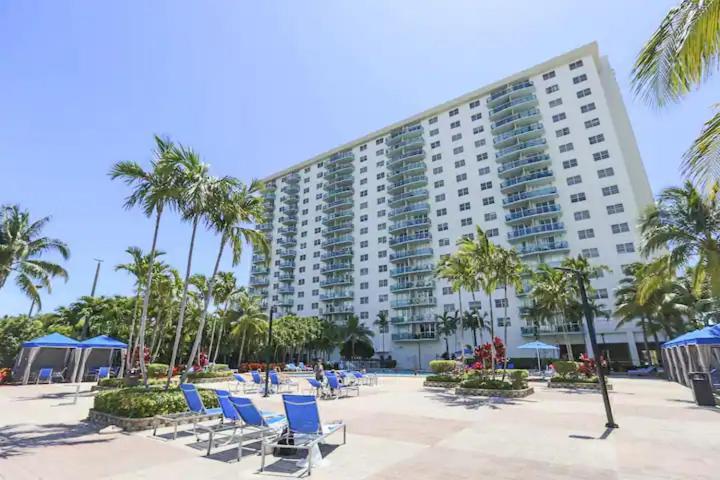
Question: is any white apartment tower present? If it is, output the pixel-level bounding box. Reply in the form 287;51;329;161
249;43;655;369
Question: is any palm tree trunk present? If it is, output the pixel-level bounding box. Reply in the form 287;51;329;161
501;283;510;382
470;291;478;347
559;312;574;360
207;317;217;361
458;290;465;362
640;317;651;365
212;321;224;364
126;289;141;371
183;235;225;382
149;308;164;361
138;207;163;387
652;329;662;367
166;216;198;389
488;293;495;372
237;331;247;369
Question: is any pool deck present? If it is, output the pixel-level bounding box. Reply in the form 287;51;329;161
0;376;718;479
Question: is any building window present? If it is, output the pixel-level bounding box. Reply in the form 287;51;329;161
611;222;630;234
478;166;490;175
616;242;635;254
549;98;563;107
455;159;466;168
433;166;443;175
471;113;482;121
563;158;578;169
436;208;447;217
552;113;566;122
556;127;570;137
435;193;446;202
434;180;444;188
574;210;590;221
459;202;471;211
452;133;462;142
602;185;620;196
429;128;439;136
431;141;440;149
449;108;459;117
453;146;464;155
439;238;450;246
559;143;574;153
546;84;559;94
486;228;499;237
480;181;492;190
566;175;582;186
469;99;481;109
542;71;556;80
476;152;488;161
569;59;584;70
484;212;497;221
584;118;601;128
456;173;467;182
474;139;486;147
457;187;469;197
461;217;473;226
570;192;586;203
572;74;588;84
429;116;438;124
437;222;448;231
432;153;442;162
593;150;610;161
473;126;484;134
597;167;614;178
581;248;599;258
606;203;624;215
482;196;495;206
589;134;605;145
495;298;508;308
450;120;461;129
577;88;592;98
581;102;596;113
578;228;595;240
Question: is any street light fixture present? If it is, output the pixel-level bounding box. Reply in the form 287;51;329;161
263;305;277;397
555;266;619;429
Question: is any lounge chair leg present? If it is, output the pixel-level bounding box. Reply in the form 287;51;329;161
260;438;266;471
307;448;312;476
207;431;214;456
343;424;346;444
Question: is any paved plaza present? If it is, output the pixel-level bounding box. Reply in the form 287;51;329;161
0;376;718;479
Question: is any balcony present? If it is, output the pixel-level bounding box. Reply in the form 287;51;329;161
392;332;437;342
388;175;428;192
323;186;353;200
487;80;534;107
322;211;353;225
279;248;297;258
281;185;299;195
278;298;294;307
390;232;431;247
493;122;545;148
505;204;561;224
279;215;298;225
386;148;425;167
322;235;353;247
387;124;423;146
250;266;269;275
500;170;554;193
263;191;276;200
280;206;298;215
390;264;434;277
322;222;353;235
520;323;583;336
322;305;354;314
324;164;354;180
326;151;354;167
278;286;295;295
503;187;558;207
518;241;570;257
323;198;353;211
278;261;296;270
252;254;267;263
389;217;430;233
508;222;565;241
249;276;269;286
495;138;547;163
391;297;436;308
388;189;429;208
488;94;538;120
386;137;425;157
320;291;354;301
320;276;353;287
321;263;353;273
388;203;430;220
258;223;273;231
321;248;353;261
497;154;552;178
388;162;426;181
491;108;542;134
391;314;436;324
389;247;433;262
391;280;435;292
279;272;294;281
278;226;297;236
280;194;298;204
324;175;353;190
278;237;297;247
282;173;300;183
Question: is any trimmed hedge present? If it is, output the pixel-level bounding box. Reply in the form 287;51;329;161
186;370;233;379
146;363;170;378
425;374;461;383
553;361;580;378
508;369;529;389
94;386;219;418
460;378;513;390
97;377;173;388
429;360;456;374
549;376;599;384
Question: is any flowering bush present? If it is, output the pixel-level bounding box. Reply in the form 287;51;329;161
473;337;506;370
238;362;285;373
578;354;596;378
0;368;11;384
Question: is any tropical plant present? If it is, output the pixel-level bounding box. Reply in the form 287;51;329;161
632;0;720;182
227;291;267;368
435;252;475;359
463;309;488;347
435;311;457;358
373;310;389;354
0;205;70;311
493;247;523;377
110;134;179;386
341;315;374;359
208;272;242;363
530;265;578;359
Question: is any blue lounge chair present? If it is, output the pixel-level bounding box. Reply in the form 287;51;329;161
230;395;287;460
304;378;325;397
195;389;247;456
233;373;256;393
261;394;346;476
96;367;111;381
326;372;359;399
153;384;223;440
36;368;53;384
270;370;299;394
628;365;657;377
286;363;298;371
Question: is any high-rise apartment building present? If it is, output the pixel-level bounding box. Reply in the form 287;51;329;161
249;43;655;369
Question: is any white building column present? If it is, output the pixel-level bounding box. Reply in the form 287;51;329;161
626;331;640;365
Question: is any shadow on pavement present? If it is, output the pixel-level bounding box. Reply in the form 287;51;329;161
0;422;111;459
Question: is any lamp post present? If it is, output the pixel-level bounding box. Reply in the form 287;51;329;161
263;305;277;397
90;258;103;297
556;266;618;429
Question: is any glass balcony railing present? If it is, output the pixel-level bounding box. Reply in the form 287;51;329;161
281;185;299;194
249;277;269;286
279;215;298;225
321;263;353;273
320;276;353;287
390;280;435;292
258;223;273;231
324;163;354;179
392;331;437;341
388;189;429;208
390;247;433;262
387;148;425;167
278;298;294;307
282;173;300;183
500;170;554;192
321;248;353;260
505;204;561;223
391;297;437;308
517;241;570;257
390;264;434;277
278;286;295;294
389;217;430;233
322;222;353;235
323;186;354;199
322;211;353;224
280;206;298;215
487;80;534;105
489;94;538;119
279;248;297;257
521;323;582;336
389;175;428;191
280;194;298;203
390;314;435;324
387;124;423;146
278;237;297;247
279;272;294;281
320;291;354;301
321;305;354;314
386;137;424;156
388;162;426;179
250;266;270;275
491;108;542;133
497;154;552;177
493;122;544;147
327;151;354;166
323;198;353;211
252;254;267;263
322;235;353;247
278;226;297;235
508;222;565;241
324;176;354;190
278;261;296;269
390;232;431;246
503;187;558;207
495;138;547;162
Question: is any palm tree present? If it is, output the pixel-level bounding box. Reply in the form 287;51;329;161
639;182;720;299
110;135;179;385
463;309;488;347
632;0;720;182
530;265;577;360
493;246;523;374
435;311;457;358
614;263;654;364
207;272;241;363
373;311;389;354
228;291;267;367
435;252;474;359
0;205;70;311
342;315;374;359
183;180;268;378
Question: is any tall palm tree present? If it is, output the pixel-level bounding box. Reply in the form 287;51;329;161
493;246;523;374
110;135;179;385
632;0;720;182
149;266;181;361
207;272;241;362
639;182;720;299
183;180;268;378
463;309;488;347
614;263;654;364
228;291;267;367
434;311;457;358
0;205;70;310
342;315;374;359
435;252;474;359
530;265;577;360
373;311;389;354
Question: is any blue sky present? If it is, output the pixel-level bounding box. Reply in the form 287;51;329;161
2;1;718;315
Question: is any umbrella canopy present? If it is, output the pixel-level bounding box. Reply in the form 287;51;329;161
22;333;80;348
663;325;720;348
79;335;128;349
517;341;559;350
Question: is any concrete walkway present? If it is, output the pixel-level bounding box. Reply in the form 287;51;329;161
0;377;718;479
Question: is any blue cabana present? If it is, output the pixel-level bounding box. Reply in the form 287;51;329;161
662;326;720;387
15;333;81;384
75;335;129;382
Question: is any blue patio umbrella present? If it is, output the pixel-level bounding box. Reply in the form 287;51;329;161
518;341;559;371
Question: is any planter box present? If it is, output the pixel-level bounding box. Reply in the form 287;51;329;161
87;408;221;432
186;375;234;384
423;381;461;389
548;381;613;391
455;386;534;398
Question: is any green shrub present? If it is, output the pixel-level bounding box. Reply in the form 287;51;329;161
428;360;456;374
553;361;580;379
460;378;513;390
508;369;529;389
97;377;173;388
146;363;169;378
210;364;229;372
549;376;599;384
186;369;233;380
94;386;219;418
426;374;461;383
